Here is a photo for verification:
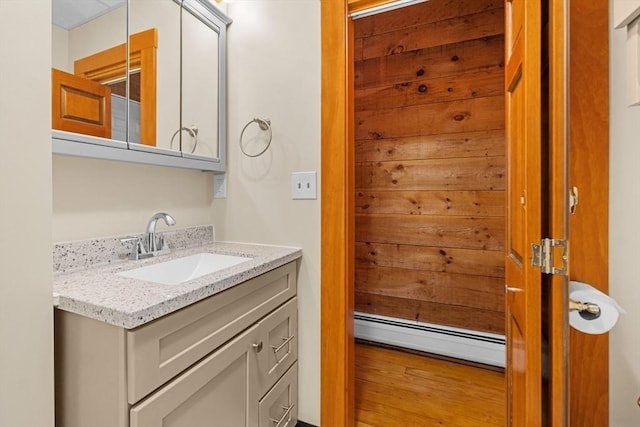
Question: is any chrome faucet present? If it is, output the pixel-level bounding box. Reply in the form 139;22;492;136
144;212;176;254
121;212;176;260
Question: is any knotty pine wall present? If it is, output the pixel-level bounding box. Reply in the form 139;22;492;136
354;0;506;334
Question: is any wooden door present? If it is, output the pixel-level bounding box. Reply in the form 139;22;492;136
504;0;543;424
567;0;610;425
547;0;570;424
504;0;608;425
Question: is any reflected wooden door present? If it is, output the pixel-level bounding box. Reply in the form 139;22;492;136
74;28;158;146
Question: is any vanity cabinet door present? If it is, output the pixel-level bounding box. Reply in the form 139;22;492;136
256;297;298;397
258;362;298;427
129;324;261;427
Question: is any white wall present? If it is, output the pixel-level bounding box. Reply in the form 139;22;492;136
212;1;321;424
0;1;54;425
609;3;640;425
53;156;215;242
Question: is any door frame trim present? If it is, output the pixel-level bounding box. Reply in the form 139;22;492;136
320;1;398;424
320;1;355;425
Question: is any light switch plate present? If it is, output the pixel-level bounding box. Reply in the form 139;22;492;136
213;174;227;199
291;171;317;200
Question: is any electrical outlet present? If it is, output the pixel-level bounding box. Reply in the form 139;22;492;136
291;171;317;200
213;174;227;199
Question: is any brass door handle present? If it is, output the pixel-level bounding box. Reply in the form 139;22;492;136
252;342;263;352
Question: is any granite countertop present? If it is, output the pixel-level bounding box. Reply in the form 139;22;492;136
53;241;302;329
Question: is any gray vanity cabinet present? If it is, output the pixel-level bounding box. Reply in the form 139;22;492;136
55;261;298;427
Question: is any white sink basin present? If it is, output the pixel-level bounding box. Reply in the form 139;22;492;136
117;252;252;285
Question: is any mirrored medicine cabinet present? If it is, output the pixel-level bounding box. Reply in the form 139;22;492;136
51;0;231;172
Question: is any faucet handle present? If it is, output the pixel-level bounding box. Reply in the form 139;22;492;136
120;236;145;260
157;233;170;251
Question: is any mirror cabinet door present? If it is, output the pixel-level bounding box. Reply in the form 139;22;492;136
181;4;220;160
129;0;181;155
52;0;128;146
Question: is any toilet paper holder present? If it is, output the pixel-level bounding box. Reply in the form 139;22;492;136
568;281;625;334
569;299;601;320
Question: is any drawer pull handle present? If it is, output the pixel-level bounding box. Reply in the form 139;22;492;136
270;403;295;427
252;342;263;352
271;335;295;354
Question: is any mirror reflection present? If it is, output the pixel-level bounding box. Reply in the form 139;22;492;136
181;4;219;159
51;0;227;163
129;0;181;153
52;0;127;143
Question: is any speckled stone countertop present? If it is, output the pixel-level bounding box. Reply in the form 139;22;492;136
53;241;302;329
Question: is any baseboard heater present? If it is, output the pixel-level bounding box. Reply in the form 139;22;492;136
354;312;506;368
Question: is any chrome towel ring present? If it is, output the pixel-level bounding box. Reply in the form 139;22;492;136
170;126;199;153
240;117;272;157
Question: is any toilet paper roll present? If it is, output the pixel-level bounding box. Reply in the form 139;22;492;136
569;281;626;334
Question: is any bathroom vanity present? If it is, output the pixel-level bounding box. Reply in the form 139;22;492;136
53;231;300;427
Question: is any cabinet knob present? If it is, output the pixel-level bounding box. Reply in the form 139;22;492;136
252;342;263;352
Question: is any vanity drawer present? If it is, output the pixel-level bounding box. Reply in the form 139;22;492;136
127;261;297;404
257;297;298;397
259;362;298;427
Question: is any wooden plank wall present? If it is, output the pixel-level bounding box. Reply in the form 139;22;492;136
354;0;506;334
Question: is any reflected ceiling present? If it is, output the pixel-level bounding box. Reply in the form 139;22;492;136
52;0;125;30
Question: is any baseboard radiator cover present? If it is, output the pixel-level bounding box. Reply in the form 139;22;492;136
354;312;506;368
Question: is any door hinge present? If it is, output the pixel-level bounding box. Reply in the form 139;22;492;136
531;238;568;275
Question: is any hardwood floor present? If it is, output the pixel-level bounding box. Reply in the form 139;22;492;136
355;343;506;426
